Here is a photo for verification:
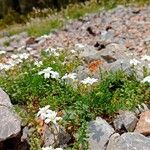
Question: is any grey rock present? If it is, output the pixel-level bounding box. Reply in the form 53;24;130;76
43;124;71;147
19;39;26;47
9;41;19;49
21;127;29;142
19;32;28;38
38;39;46;45
109;59;131;74
58;127;71;146
0;46;6;51
43;125;55;146
0;106;21;142
1;32;10;37
100;30;114;43
88;117;114;150
75;65;90;80
0;88;12;108
10;34;21;41
5;46;14;52
100;43;127;59
27;43;41;49
107;132;150;150
0;37;9;46
0;89;21;142
21;126;35;142
75;64;101;81
113;111;138;132
81;52;101;63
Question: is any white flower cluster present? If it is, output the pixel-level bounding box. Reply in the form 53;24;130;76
37;105;62;124
0;50;6;55
75;43;86;51
0;53;30;71
141;55;150;61
130;55;150;67
38;67;60;79
44;47;60;56
42;146;63;150
62;73;77;81
80;77;98;85
130;58;141;66
34;61;43;67
61;72;98;85
129;55;150;83
141;76;150;83
40;34;52;39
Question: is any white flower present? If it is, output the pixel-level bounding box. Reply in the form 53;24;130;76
17;46;25;51
37;105;50;118
0;63;4;70
141;76;150;83
50;48;57;53
26;47;33;51
38;67;59;79
54;52;60;57
50;48;60;56
37;105;62;125
19;53;30;60
44;47;60;56
75;43;85;49
70;49;76;53
0;63;10;71
148;64;150;69
0;51;6;55
0;61;18;71
3;64;12;71
38;67;52;79
42;146;63;150
49;70;60;79
34;61;43;67
81;77;98;85
57;47;63;51
62;73;77;80
41;34;52;39
52;61;56;64
44;48;50;52
42;146;54;150
130;59;141;66
7;59;16;67
141;55;150;61
15;58;23;64
44;111;57;124
11;54;18;59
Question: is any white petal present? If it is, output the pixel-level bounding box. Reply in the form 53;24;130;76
141;76;150;83
45;118;51;124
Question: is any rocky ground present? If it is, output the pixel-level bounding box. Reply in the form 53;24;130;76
0;5;150;150
0;5;150;57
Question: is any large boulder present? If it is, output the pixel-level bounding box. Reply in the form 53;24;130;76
113;110;138;132
0;88;12;107
0;88;21;143
88;117;114;150
0;106;21;141
107;132;150;150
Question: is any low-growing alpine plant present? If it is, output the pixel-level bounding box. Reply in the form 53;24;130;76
0;47;149;149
